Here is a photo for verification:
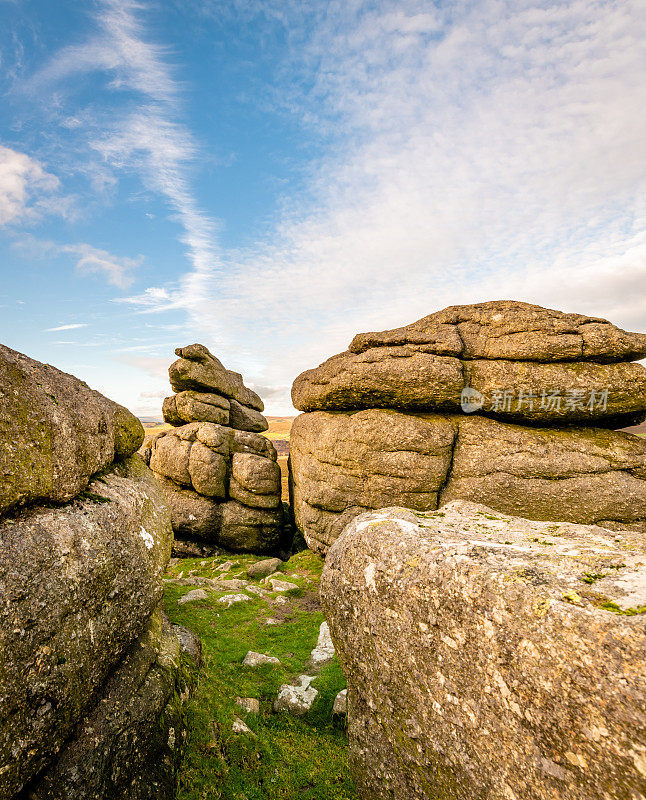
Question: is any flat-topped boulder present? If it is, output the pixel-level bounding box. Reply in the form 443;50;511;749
349;300;646;362
292;302;646;426
289;410;646;554
321;501;646;800
0;343;144;514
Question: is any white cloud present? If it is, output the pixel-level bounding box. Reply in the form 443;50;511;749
30;0;221;312
13;236;143;288
44;323;88;332
143;0;645;414
0;145;60;225
27;0;646;415
62;242;142;288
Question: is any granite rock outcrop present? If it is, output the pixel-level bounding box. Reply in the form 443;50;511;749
321;501;646;800
290;302;646;553
0;346;198;800
144;345;283;553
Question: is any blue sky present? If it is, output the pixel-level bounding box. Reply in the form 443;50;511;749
0;0;644;416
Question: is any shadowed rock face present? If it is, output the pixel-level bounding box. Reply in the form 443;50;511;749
321;502;646;800
0;343;144;515
20;610;200;800
289;410;646;554
292;301;646;426
0;456;173;799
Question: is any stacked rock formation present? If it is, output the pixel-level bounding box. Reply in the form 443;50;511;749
0;344;199;800
321;502;646;800
290;301;646;554
143;344;283;553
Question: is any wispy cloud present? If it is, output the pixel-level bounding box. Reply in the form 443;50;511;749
44;322;88;332
15;236;143;288
138;0;645;413
24;0;646;414
29;0;222;314
0;144;60;225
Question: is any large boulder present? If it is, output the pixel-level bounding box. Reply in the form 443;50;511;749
291;301;646;426
349;300;646;362
289;410;456;554
169;344;263;411
321;502;646;800
23;609;200;800
442;415;646;531
0;343;144;514
163;390;230;426
292;348;646;426
0;455;172;798
289;411;646;554
149;422;283;553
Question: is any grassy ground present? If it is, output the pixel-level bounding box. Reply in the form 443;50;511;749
163;548;354;800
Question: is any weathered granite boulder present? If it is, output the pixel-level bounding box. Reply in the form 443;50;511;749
349;300;646;362
148;423;283;552
321;501;646;800
169;344;264;412
289;411;646;554
442;415;646;531
21;610;200;800
292;301;646;426
0;454;179;798
0;343;144;514
150;345;281;551
0;344;201;800
163;390;230;426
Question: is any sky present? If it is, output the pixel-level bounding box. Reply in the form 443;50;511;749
0;0;644;417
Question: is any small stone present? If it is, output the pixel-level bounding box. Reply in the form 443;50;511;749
236;697;261;714
269;578;299;592
264;618;283;625
273;675;318;716
310;621;335;665
216;561;235;571
178;588;208;605
333;689;347;716
246;585;270;596
242;651;281;667
217;593;251;607
273;596;287;605
232;716;254;735
218;578;249;590
247;558;283;579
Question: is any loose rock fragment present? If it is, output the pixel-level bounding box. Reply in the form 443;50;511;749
242;651;281;667
273;675;318;716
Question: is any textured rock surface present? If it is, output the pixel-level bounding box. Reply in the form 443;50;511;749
169;344;263;411
0;343;144;514
290;410;646;554
163;390;230;426
0;455;173;798
152;347;282;552
321;501;646;800
292;301;646;425
229;399;269;432
349;300;646;362
150;421;283;552
443;416;646;529
21;610;200;800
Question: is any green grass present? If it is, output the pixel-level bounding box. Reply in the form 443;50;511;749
163;549;355;800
